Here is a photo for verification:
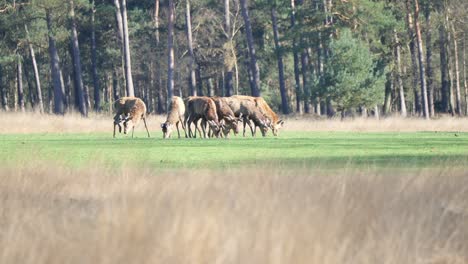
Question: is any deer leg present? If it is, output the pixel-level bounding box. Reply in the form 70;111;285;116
113;124;116;138
176;121;181;138
143;117;150;138
243;118;247;137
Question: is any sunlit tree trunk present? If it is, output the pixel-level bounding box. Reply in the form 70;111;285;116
185;0;197;96
16;53;25;112
91;0;100;112
224;0;234;96
412;0;429;119
113;0;126;96
153;0;164;114
240;0;260;96
405;0;420;115
424;3;434;117
451;22;462;116
290;0;302;113
25;24;43;113
463;32;468;116
394;30;407;117
447;26;456;114
271;5;289;114
167;0;175;105
120;0;134;97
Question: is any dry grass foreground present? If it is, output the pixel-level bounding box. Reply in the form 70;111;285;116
2;112;468;134
0;163;467;264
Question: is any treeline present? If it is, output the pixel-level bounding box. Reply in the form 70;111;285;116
0;0;467;118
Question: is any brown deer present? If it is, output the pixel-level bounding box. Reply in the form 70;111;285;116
161;96;186;139
113;97;150;138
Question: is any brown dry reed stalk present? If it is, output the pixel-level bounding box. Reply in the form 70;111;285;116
0;162;467;264
2;111;468;134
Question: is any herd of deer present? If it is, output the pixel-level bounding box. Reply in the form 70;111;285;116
112;95;284;139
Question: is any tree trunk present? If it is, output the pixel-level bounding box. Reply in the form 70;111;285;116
301;51;310;114
446;28;456;115
91;0;100;112
240;0;260;96
25;24;43;113
224;0;234;96
290;0;302;113
463;32;468;116
424;3;434;117
65;73;72;113
271;6;289;114
394;30;407;117
16;54;25;112
167;0;175;105
113;0;126;97
405;0;420;115
451;22;462;116
0;65;8;111
412;0;429;119
46;9;65;115
383;72;393;116
68;2;87;116
439;18;450;113
120;0;135;97
112;69;120;101
185;0;197;96
154;0;164;114
196;64;203;96
22;57;35;109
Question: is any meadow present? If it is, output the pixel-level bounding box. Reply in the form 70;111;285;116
1;113;468;263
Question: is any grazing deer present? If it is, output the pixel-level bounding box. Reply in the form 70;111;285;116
185;96;221;138
113;97;150;138
161;96;186;139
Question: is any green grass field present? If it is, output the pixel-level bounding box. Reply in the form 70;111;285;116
2;131;467;169
2;116;468;263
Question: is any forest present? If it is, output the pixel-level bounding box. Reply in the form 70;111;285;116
0;0;467;119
